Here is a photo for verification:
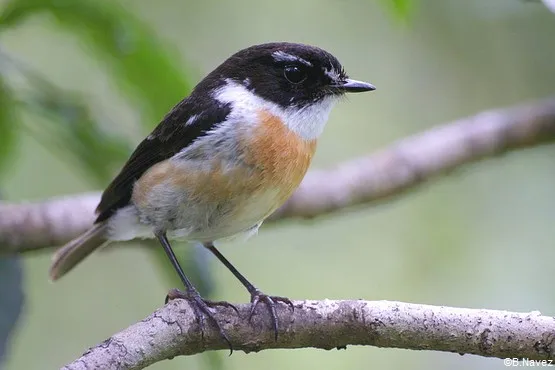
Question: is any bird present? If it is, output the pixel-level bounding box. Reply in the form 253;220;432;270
49;42;375;350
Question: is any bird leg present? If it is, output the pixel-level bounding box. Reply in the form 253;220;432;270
203;242;294;340
156;232;236;353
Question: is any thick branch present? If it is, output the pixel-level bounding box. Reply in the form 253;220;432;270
62;299;555;370
1;98;555;253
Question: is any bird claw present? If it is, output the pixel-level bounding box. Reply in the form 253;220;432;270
165;288;235;355
248;290;294;340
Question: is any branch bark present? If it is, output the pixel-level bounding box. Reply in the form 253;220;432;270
1;98;554;253
62;299;555;370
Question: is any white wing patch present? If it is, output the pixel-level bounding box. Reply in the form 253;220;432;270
185;114;198;126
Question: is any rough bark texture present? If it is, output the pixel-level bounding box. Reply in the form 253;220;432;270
1;98;554;253
62;299;555;370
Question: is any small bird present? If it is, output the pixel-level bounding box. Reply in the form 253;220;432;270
49;42;375;348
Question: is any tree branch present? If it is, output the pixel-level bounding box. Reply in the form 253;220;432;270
62;299;555;370
1;98;555;253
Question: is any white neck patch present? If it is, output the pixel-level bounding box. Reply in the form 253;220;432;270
213;80;337;140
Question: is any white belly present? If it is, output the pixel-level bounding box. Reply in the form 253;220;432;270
106;187;280;243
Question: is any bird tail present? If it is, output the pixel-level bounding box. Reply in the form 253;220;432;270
49;222;108;281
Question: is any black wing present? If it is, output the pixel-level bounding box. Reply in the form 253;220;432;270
95;98;231;223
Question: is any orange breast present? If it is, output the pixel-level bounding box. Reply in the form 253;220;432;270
131;110;317;235
241;110;317;208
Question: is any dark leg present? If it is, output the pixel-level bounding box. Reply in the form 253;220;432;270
156;232;236;353
204;242;294;340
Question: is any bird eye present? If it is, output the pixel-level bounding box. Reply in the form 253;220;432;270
284;65;307;84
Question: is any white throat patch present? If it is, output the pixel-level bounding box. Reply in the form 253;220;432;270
213;80;337;140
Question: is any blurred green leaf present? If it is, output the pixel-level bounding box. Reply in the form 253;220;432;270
19;88;131;184
0;257;23;368
0;0;195;126
380;0;414;21
0;75;17;179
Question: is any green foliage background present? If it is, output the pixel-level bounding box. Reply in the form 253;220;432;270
0;0;554;369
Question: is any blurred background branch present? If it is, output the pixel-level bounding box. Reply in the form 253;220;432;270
63;299;555;370
0;97;554;253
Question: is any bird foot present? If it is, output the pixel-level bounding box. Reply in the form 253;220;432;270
248;289;294;340
166;288;238;354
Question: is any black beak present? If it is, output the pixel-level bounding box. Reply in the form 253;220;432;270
333;79;376;93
